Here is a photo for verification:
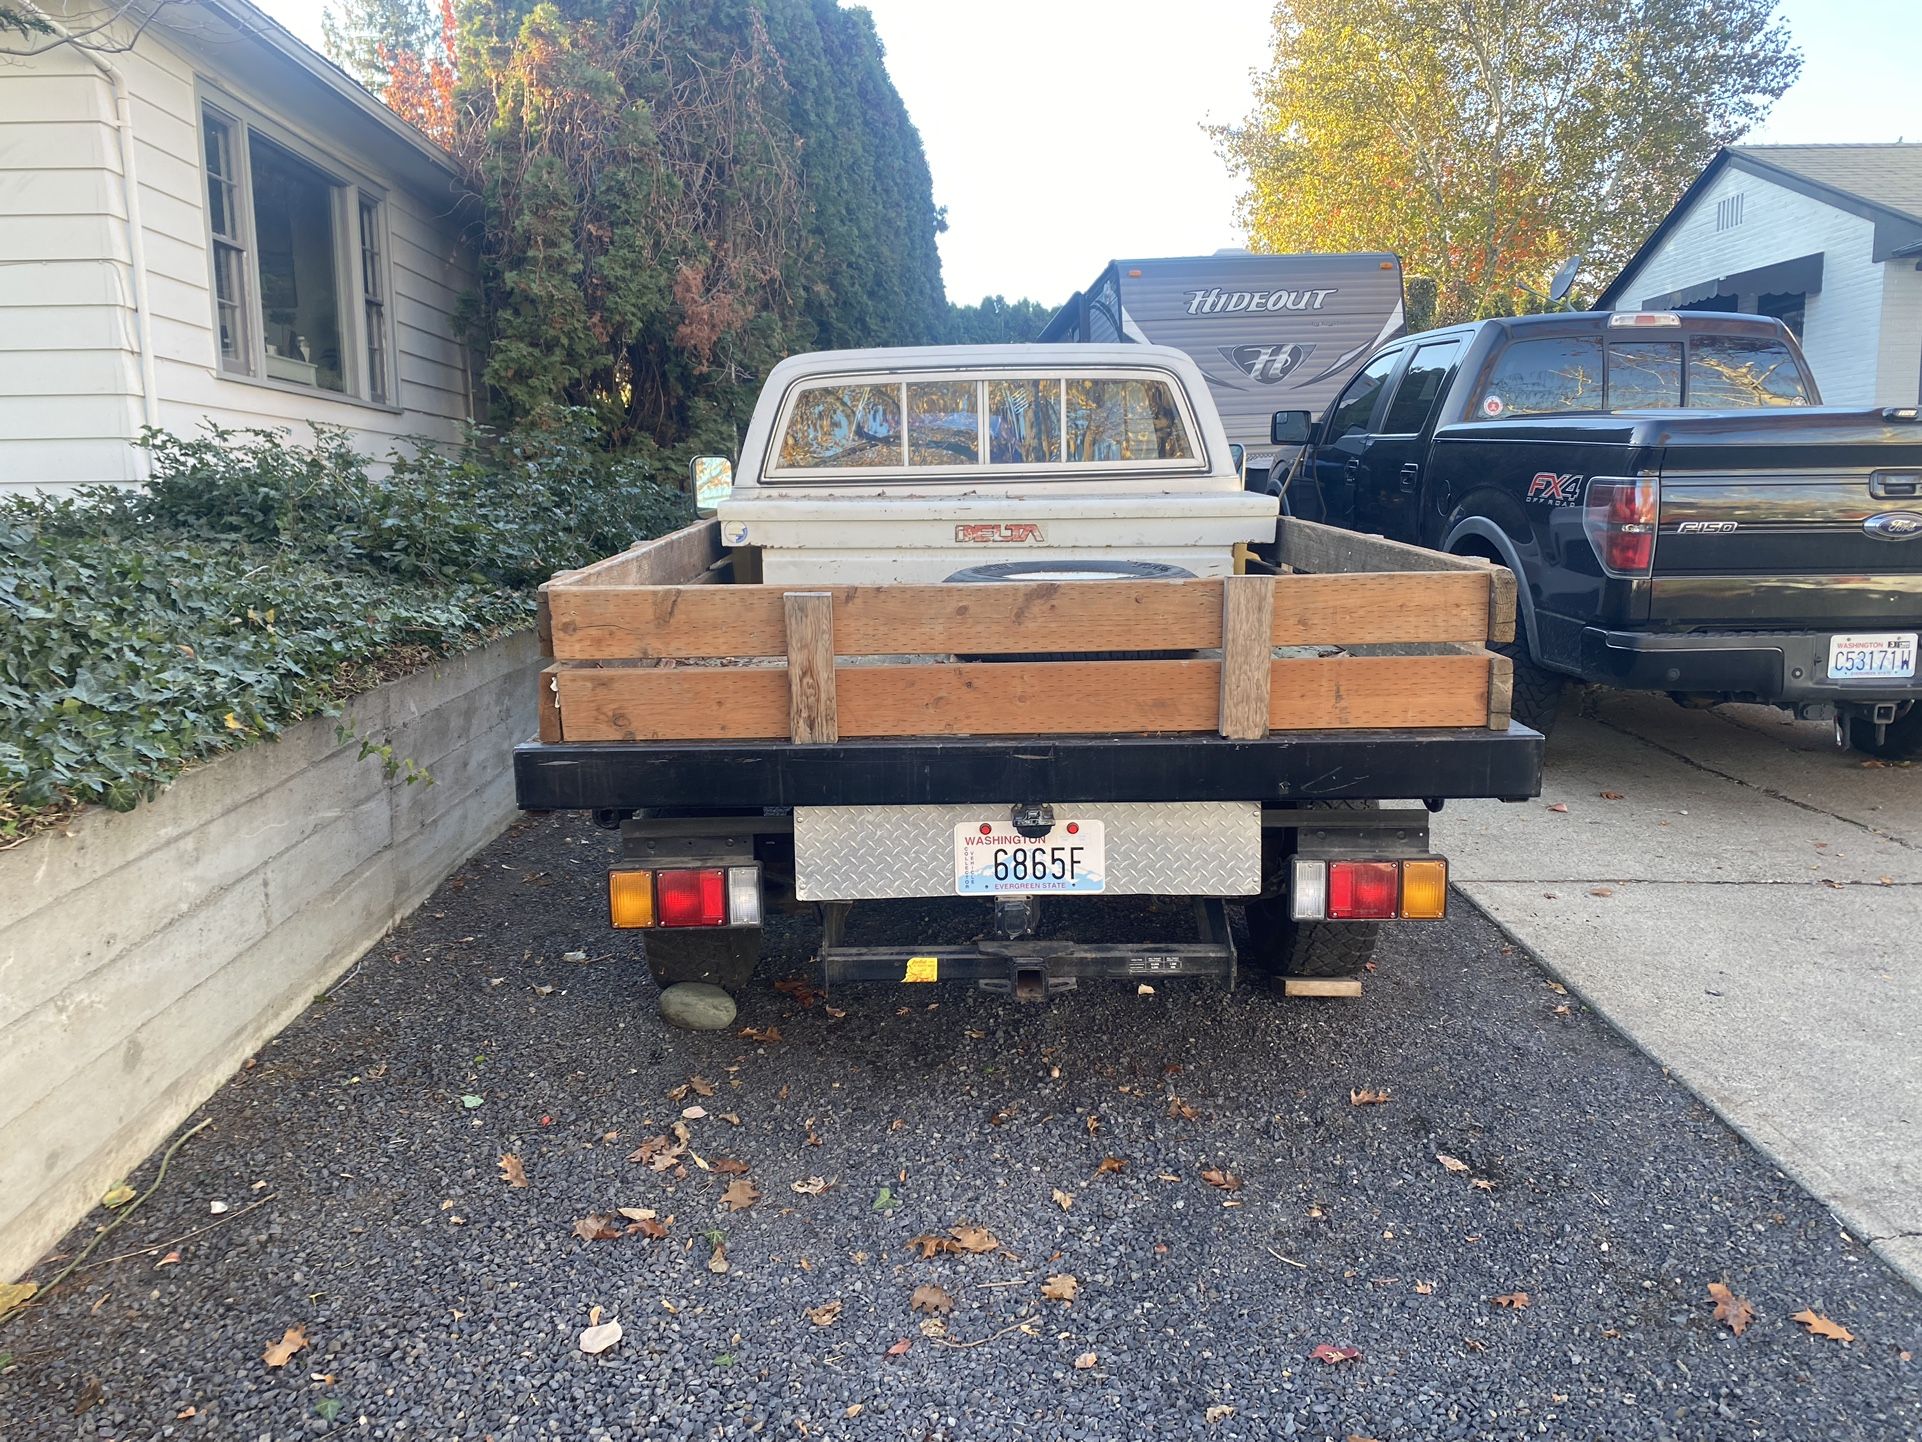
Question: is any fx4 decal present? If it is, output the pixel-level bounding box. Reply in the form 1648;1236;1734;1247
956;523;1044;544
1526;472;1585;506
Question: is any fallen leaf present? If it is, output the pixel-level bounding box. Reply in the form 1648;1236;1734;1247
681;1105;708;1120
845;1403;864;1417
1096;1157;1127;1174
1074;1351;1097;1369
579;1319;623;1355
910;1283;954;1315
791;1177;830;1196
208;1200;229;1215
774;977;820;1007
1041;1274;1078;1302
1168;1096;1199;1121
1136;983;1155;996
499;1154;528;1188
1493;1291;1530;1309
157;1251;181;1268
101;1183;136;1209
873;1185;898;1211
1589;887;1615;897
1793;1308;1854;1344
1470;1178;1497;1191
740;1026;783;1044
1437;1153;1470;1174
263;1326;309;1368
175;1406;197;1419
885;1338;912;1357
1205;1405;1235;1424
1414;1281;1434;1295
1349;1088;1390;1106
1200;1168;1243;1192
1052;1189;1074;1211
1310;1343;1361;1364
1085;1115;1100;1137
907;1234;960;1259
825;1006;848;1020
950;1224;998;1254
1547;802;1568;813
572;1214;623;1242
1707;1282;1754;1336
1600;790;1625;800
459;1094;484;1110
710;1158;751;1176
0;1281;39;1318
807;1300;844;1327
708;1244;730;1275
720;1179;760;1212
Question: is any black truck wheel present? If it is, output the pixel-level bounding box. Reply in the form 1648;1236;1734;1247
1494;635;1565;735
1242;801;1382;981
643;929;761;994
1845;704;1922;761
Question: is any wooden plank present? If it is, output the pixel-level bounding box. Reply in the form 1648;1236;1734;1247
1486;566;1517;643
549;518;722;591
551;652;1498;741
536;664;564;743
1275;516;1487;576
784;592;838;744
1486;651;1515;731
1282;976;1363;999
547;572;1494;660
1218;574;1274;740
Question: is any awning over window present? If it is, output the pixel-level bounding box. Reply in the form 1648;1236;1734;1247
1642;252;1824;310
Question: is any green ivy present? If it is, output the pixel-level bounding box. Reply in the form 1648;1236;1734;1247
0;417;690;842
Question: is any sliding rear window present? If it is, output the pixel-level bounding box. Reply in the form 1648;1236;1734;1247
771;373;1201;478
1686;337;1810;408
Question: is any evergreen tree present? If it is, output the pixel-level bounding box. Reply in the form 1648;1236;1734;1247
942;295;1055;345
322;0;440;96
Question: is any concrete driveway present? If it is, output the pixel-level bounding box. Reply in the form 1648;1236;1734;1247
1444;691;1922;1289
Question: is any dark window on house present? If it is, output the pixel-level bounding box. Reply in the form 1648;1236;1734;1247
1607;341;1683;409
1477;335;1604;417
1378;340;1463;433
359;197;389;405
1757;291;1806;340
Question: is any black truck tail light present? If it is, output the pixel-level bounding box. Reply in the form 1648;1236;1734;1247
1584;475;1659;578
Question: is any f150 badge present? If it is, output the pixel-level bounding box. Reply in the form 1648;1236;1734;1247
956;523;1044;543
1526;472;1584;506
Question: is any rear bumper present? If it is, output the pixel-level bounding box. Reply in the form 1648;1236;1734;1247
1580;627;1922;703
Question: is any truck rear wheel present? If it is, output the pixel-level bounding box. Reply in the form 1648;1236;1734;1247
1242;800;1382;981
1494;635;1565;735
644;930;761;994
1845;704;1922;761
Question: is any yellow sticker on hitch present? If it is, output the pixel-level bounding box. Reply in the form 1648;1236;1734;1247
903;956;939;983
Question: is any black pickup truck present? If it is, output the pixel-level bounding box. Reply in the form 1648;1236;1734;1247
1275;311;1922;756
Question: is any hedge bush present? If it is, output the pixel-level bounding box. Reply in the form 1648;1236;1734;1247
0;418;691;841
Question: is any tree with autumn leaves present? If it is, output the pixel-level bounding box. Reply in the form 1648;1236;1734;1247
1217;0;1802;324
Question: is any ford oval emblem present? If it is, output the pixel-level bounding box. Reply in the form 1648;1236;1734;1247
1864;511;1922;540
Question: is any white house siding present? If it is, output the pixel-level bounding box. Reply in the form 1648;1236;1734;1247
0;15;476;497
1875;259;1922;407
1610;166;1888;406
0;49;148;488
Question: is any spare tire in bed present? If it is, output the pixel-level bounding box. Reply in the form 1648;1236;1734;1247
942;558;1197;660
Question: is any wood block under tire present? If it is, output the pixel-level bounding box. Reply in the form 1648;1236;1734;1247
643;929;761;993
1281;976;1363;999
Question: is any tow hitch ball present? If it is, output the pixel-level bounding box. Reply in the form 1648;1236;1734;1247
1836;701;1901;749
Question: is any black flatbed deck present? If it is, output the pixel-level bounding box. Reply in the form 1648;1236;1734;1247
513;726;1544;812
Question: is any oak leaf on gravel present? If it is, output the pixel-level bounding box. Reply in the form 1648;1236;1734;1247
573;1214;623;1242
1200;1168;1243;1192
807;1300;844;1327
885;1338;912;1356
791;1177;831;1195
1096;1157;1127;1174
720;1179;760;1211
1707;1282;1753;1336
1309;1343;1360;1364
263;1326;309;1368
1205;1406;1234;1424
1041;1274;1079;1302
1349;1089;1390;1105
740;1025;783;1044
950;1224;998;1254
1052;1189;1074;1210
499;1154;528;1188
1793;1308;1854;1343
710;1158;750;1176
1436;1154;1470;1174
910;1284;954;1314
1074;1351;1097;1369
908;1234;960;1259
1493;1291;1530;1309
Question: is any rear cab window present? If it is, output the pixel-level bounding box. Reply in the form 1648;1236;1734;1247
1685;336;1811;407
1473;326;1812;418
771;372;1202;479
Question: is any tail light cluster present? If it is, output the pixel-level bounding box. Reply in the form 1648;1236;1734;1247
609;866;761;929
1585;475;1659;578
1290;857;1448;921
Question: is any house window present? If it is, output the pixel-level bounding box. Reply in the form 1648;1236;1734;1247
1715;193;1745;231
197;100;397;405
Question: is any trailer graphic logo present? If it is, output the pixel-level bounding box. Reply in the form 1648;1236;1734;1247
1186;287;1337;315
956;523;1045;544
1526;472;1585;506
1218;343;1315;384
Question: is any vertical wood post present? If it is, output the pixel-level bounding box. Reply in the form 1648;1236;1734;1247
537;665;564;742
784;591;838;743
1486;651;1515;731
1217;573;1276;740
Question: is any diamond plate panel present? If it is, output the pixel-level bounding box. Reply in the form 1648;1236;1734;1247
795;803;1260;900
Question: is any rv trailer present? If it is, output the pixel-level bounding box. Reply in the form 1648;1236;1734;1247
1039;252;1406;487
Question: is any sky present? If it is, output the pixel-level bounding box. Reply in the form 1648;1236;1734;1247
261;0;1918;307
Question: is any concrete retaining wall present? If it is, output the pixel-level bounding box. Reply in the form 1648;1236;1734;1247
0;631;541;1282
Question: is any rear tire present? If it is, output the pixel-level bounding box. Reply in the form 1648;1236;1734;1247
1493;635;1566;735
1243;801;1382;981
643;929;761;994
1845;704;1922;760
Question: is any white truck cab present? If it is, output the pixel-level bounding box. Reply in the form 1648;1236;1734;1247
716;344;1279;585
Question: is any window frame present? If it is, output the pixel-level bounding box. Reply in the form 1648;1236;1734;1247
1321;347;1403;443
1375;339;1464;437
195;85;401;413
763;367;1211;482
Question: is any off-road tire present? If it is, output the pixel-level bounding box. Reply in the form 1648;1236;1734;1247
1845;704;1922;761
1242;801;1382;981
1493;636;1565;735
643;929;761;994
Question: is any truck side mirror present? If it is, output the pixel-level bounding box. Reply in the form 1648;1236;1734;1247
1270;410;1313;446
690;456;734;513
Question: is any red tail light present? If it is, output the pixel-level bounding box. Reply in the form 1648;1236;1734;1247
656;869;727;927
1327;861;1399;919
1584;476;1659;577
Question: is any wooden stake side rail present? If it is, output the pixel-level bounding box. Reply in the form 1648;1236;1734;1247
534;516;1517;745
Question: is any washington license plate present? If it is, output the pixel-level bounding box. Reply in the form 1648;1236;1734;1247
954;821;1106;895
1827;632;1917;680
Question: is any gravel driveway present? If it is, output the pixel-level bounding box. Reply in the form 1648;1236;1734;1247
3;812;1918;1441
